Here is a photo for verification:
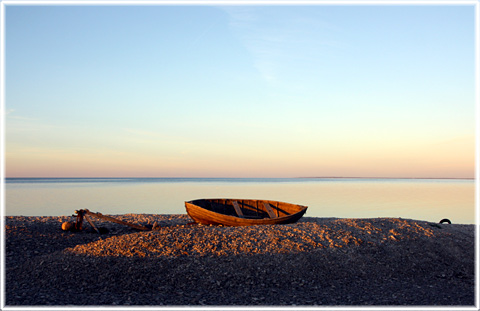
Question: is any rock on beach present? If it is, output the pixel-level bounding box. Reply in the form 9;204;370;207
4;214;476;307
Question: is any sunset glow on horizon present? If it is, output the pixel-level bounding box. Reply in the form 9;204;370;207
4;4;476;179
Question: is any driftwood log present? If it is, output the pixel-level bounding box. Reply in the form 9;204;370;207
82;210;150;231
62;209;151;233
83;215;100;234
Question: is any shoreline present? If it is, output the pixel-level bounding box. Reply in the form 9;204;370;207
4;214;476;306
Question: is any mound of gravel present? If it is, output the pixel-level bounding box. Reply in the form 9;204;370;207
4;214;476;307
65;216;468;257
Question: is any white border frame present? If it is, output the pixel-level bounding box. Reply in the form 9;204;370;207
0;1;478;310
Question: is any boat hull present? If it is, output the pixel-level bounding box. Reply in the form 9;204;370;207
185;198;307;226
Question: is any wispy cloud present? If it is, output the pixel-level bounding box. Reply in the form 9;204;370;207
122;128;179;145
4;109;41;122
122;127;196;147
123;128;165;138
222;6;341;86
188;20;218;50
6;115;40;121
5;115;56;135
223;6;282;84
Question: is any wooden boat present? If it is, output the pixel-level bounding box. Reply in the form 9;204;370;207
185;198;308;226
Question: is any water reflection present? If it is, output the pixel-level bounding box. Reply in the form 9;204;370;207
5;179;475;224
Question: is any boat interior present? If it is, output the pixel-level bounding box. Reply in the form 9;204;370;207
192;199;300;219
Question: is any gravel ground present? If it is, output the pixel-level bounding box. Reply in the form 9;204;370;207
4;214;476;308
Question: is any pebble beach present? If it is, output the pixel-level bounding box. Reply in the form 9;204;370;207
4;214;476;307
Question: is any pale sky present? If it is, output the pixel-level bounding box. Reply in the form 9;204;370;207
4;3;476;178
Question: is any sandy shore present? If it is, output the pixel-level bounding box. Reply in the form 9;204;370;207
4;214;476;307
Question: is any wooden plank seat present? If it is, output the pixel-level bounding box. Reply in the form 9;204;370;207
232;201;244;218
263;202;278;218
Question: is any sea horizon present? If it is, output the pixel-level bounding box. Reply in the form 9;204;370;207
4;177;475;224
5;176;475;180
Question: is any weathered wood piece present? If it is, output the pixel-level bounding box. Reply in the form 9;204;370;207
84;215;100;234
232;201;244;218
263;202;278;219
74;210;84;231
83;209;150;231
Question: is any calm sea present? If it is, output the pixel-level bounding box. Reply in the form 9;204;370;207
3;178;476;224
